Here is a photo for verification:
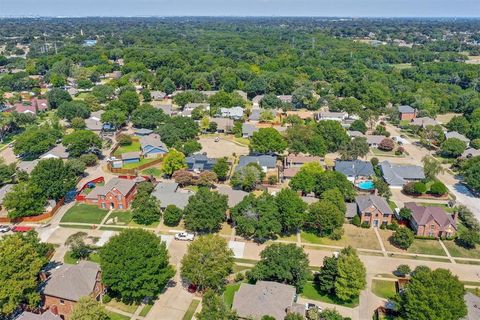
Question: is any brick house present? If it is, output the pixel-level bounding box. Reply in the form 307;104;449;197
355;195;393;227
43;261;104;320
83;177;138;209
405;202;457;238
398;105;417;121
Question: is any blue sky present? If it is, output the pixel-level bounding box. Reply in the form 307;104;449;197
1;0;479;17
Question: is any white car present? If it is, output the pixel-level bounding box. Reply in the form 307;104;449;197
0;225;11;233
305;303;322;312
174;232;195;241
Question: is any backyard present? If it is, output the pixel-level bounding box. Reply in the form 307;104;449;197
114;140;141;156
60;203;109;224
301;282;359;308
223;282;241;308
371;279;397;299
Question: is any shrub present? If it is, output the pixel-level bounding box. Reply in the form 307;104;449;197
396;264;411;277
79;153;98;167
378;138;395;151
391;228;414;249
395;146;405;155
456;205;480;232
399;208;412;220
117;134;132;146
370;157;379;166
329;227;344;240
456;230;480;249
102;294;112;304
413;182;427;195
380;223;386;230
402;182;417;195
268;175;278;185
235;272;245;282
429;181;448;196
352;215;361;227
386;220;399;231
163;205;183;226
361;222;370;228
471;139;480;149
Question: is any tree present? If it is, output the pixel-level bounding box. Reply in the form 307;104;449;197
157;116;199;148
178;139;202;156
172;170;195;187
413;182;427;195
196;290;237;320
100;229;174;302
161;78;176;95
46;88;72;109
292;86;317;110
440;138;467;158
284;313;304;320
306;200;344;237
163;149;187;176
315;255;338;294
57;101;90;121
349;120;368;134
250;128;287;154
260;93;282;109
289;162;324;195
446;116;470;134
251;243;310;291
0;159;15;185
181;235;234;291
71;296;109;320
118;90;140;113
462;156;480;192
213;157;230;181
398;208;412;220
163;205;183;226
422;156;444;181
430;181;449;196
197;171;218;187
396;267;467;320
0;234;45;314
230;163;265;192
321;188;346;213
391;228;415;249
285;125;327;157
71;117;86;130
14;126;61;160
31;158;77;200
184;188;228;232
315;120;349;152
374;176;391;200
456;230;480;249
340;137;369;160
4;182;46;218
101;109;127;129
131;104;166;129
313;171;356;201
131;192;161;225
396;264;412;277
335;247;366;301
275;188;307;233
63;130;102;157
378;138;395;151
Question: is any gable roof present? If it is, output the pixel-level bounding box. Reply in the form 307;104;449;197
356;195;393;215
242;123;259;137
43;261;100;302
0;184;14;204
445;131;470;143
346;202;358;218
216;185;249;207
151;182;192;209
462;148;480;158
135;128;154;135
86;178;136;199
40;144;69;160
17;311;61;320
220;106;244;118
139;134;167;152
232;281;296;320
186;153;216;171
398;105;416;113
379;161;425;186
121;151;141;160
405;202;457;231
464;292;480;320
249;108;261;121
411;117;438;127
237;155;277;171
335;160;374;177
365;135;385;145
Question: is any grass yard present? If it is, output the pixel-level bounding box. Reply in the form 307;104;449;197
106;299;138;314
128;219;160;228
63;251;102;265
223;283;241;308
182;299;200;320
379;230;446;256
219;222;233;236
139;303;154;317
233;258;258;265
371;148;405;158
61;203;109;224
59;224;95;230
106;210;132;225
388;200;398;211
122;157;159;169
107;311;130;320
141;166;163;177
371;279;397;299
233;264;251;273
278;233;298;242
301;282;359;308
442;240;480;259
114;141;141;156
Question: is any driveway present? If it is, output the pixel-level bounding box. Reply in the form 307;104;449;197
0;146;17;164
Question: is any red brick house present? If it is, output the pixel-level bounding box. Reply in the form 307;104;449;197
355;195;394;227
42;261;104;320
398;105;417;121
405;202;457;238
83;177;138;209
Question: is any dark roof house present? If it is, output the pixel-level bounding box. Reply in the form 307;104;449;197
405;202;457;238
379;161;425;187
237;155;277;172
335;160;374;179
186;153;216;171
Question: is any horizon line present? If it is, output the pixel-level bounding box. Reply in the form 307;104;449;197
1;15;480;19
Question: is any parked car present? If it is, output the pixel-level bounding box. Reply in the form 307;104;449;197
11;226;33;233
214;136;220;142
187;284;197;293
174;232;195;241
0;225;11;233
305;303;322;312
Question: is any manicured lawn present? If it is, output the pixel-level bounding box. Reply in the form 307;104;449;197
371;279;396;299
233;258;258;265
106;299;138;314
388;200;397;211
61;204;109;224
301;224;381;250
223;283;241;308
63;251;102;265
278;233;298;242
107;210;132;225
182;299;200;320
379;230;447;256
122;157;158;169
107;311;130;320
59;224;94;230
443;240;480;259
139;303;154;317
128;219;160;228
114;141;141;156
371;148;404;157
301;282;359;308
141;166;163;177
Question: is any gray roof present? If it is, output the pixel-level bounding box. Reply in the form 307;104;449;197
43;261;100;302
242;123;259;137
405;202;456;231
252;95;264;105
86;178;136;199
355;195;393;215
249;108;261;121
140;134;167;151
379;161;425;186
40;144;69;159
0;184;14;204
445;131;470;143
135;128;154;135
210;117;234;131
184;103;209;110
348;130;364;138
462;148;480;158
151;91;166;100
154;181;179;193
153;104;173;116
220;106;244;119
216;185;248;207
335;160;374;177
365;135;385;145
398;105;415;113
346;202;358;218
232;281;296;320
17;160;39;174
277;95;292;103
186;153;216;171
464;292;480;320
121;151;141;160
237;155;277;171
318;111;347;120
17;311;61;320
85;117;103;131
411;117;438;127
151;182;192;209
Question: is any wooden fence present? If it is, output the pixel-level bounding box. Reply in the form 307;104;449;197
0;197;65;223
108;157;163;175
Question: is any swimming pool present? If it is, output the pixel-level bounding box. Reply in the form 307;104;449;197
357;180;375;191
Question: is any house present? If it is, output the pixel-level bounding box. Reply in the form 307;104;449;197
85;110;105;132
242;123;259;138
151;181;193;210
216;185;248;207
17;159;39;174
220;107;244;120
398;105;417;121
335;160;374;182
40;144;69;160
43;261;104;319
282;167;299;180
121;151;141;164
210;117;234;133
348;130;365;138
152;103;173;116
355;195;393;227
232;281;303;320
345;202;358;220
17;311;61;320
83;177;138;209
405;202;457;238
365;135;385;147
237;155;277;173
445;131;470;145
134;128;154;136
277;95;293;103
285;110;315;120
11;98;48;114
410;117;439;128
284;155;322;168
184;103;210;111
464;292;480;320
151;91;166;100
249;108;261;121
316;111;347;122
186;153;216;171
140;134;168;158
379;161;425;187
462;148;480;159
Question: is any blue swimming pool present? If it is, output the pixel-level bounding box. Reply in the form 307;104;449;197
357;180;375;190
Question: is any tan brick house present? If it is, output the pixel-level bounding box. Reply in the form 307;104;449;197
83;178;137;209
405;202;457;238
355;195;393;227
43;261;104;319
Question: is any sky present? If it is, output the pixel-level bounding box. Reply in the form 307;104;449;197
1;0;479;18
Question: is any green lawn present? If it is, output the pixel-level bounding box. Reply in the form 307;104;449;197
417;202;455;213
106;299;138;314
301;224;381;250
63;251;101;265
107;311;130;320
371;148;404;157
61;204;109;224
139;303;154;317
223;283;241;308
388;200;398;211
182;299;200;320
59;224;95;230
128;219;160;228
371;280;396;299
141;167;163;177
301;282;359;308
114;141;141;156
407;239;447;256
107;211;132;225
122;157;158;169
233;264;251;273
443;240;480;259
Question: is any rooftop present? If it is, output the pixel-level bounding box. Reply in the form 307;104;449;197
398;105;416;113
86;178;136;199
356;195;393;215
335;160;374;178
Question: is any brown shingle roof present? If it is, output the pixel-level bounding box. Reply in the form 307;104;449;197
405;202;457;231
86;178;136;199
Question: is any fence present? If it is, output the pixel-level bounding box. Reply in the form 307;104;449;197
107;157;163;175
0;197;65;223
75;177;106;201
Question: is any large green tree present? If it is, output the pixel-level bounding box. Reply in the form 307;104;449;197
57;100;90;121
30;158;77;200
184;188;228;232
162;149;187;176
275;188;307;233
306;200;344;237
315;120;349;152
4;182;46;218
14;126;61;160
250;128;287;154
62;130;102;157
334;247;366;301
131;103;167;129
46;88;72;109
71;296;109;320
289;162;324;195
196;290;238;320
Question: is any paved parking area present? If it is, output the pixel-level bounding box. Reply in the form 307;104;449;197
199;136;248;158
